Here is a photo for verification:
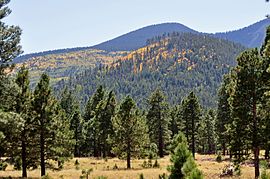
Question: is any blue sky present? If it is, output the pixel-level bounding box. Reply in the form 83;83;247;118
5;0;269;54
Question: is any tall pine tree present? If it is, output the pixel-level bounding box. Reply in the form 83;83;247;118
179;91;201;159
146;89;170;158
111;96;149;169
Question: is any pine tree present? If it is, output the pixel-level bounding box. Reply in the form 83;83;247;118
229;49;265;178
111;96;149;169
146;89;170;158
70;110;84;157
168;132;203;179
198;109;216;154
32;73;74;176
216;74;232;155
0;0;22;74
179;91;201;159
14;66;35;177
83;85;105;156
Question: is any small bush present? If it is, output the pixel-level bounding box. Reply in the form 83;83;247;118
234;164;241;176
153;159;160;168
95;176;107;179
139;173;145;179
41;174;54;179
261;170;270;179
159;173;168;179
216;153;222;163
113;163;118;170
74;159;80;170
142;160;148;168
13;157;22;170
147;159;152;168
0;160;8;171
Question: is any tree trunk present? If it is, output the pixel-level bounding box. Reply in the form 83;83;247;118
22;139;27;178
254;147;260;179
40;130;45;176
127;142;131;169
252;91;259;179
192;115;195;159
222;143;226;156
158;110;164;158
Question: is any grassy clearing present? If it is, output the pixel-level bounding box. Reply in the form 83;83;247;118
0;154;267;179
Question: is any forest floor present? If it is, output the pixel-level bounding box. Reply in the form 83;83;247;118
0;154;268;179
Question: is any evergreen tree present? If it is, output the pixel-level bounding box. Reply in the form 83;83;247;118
111;96;149;169
216;74;232;155
229;49;266;178
170;105;179;139
146;89;170;158
14;66;35;177
70;109;84;157
32;73;74;176
83;85;105;156
94;91;116;157
198;109;216;154
60;87;79;119
168;132;203;179
179;91;202;159
0;0;22;74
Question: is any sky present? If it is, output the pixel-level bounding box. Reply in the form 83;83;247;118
5;0;270;54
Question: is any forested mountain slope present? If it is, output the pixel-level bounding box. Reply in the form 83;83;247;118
14;49;127;86
55;33;245;108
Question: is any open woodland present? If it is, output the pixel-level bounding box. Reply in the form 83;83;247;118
1;0;270;179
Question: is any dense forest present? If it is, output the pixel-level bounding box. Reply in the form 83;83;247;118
55;33;245;108
1;1;270;179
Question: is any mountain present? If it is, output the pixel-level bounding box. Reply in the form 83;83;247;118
214;18;270;48
14;49;127;86
55;33;245;108
93;19;270;51
92;23;198;51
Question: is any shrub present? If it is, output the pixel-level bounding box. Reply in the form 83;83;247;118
142;160;148;168
139;173;145;179
95;176;107;179
113;163;118;170
41;174;54;179
82;168;93;179
159;173;168;179
74;159;80;170
0;160;8;171
13;157;22;170
153;159;160;168
216;152;222;163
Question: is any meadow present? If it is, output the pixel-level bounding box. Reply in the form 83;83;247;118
0;154;263;179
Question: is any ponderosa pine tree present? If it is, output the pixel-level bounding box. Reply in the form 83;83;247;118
170;105;179;139
32;74;74;176
111;96;149;169
216;74;232;156
14;66;35;177
93;90;116;157
83;85;105;156
198;109;216;154
179;91;201;159
0;0;22;74
229;49;266;178
146;89;170;158
70;109;84;157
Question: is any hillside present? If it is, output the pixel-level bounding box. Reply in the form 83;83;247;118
55;33;245;108
14;49;127;86
214;18;270;48
92;23;198;51
93;19;270;51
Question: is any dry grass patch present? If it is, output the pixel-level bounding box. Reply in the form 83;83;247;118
0;154;268;179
